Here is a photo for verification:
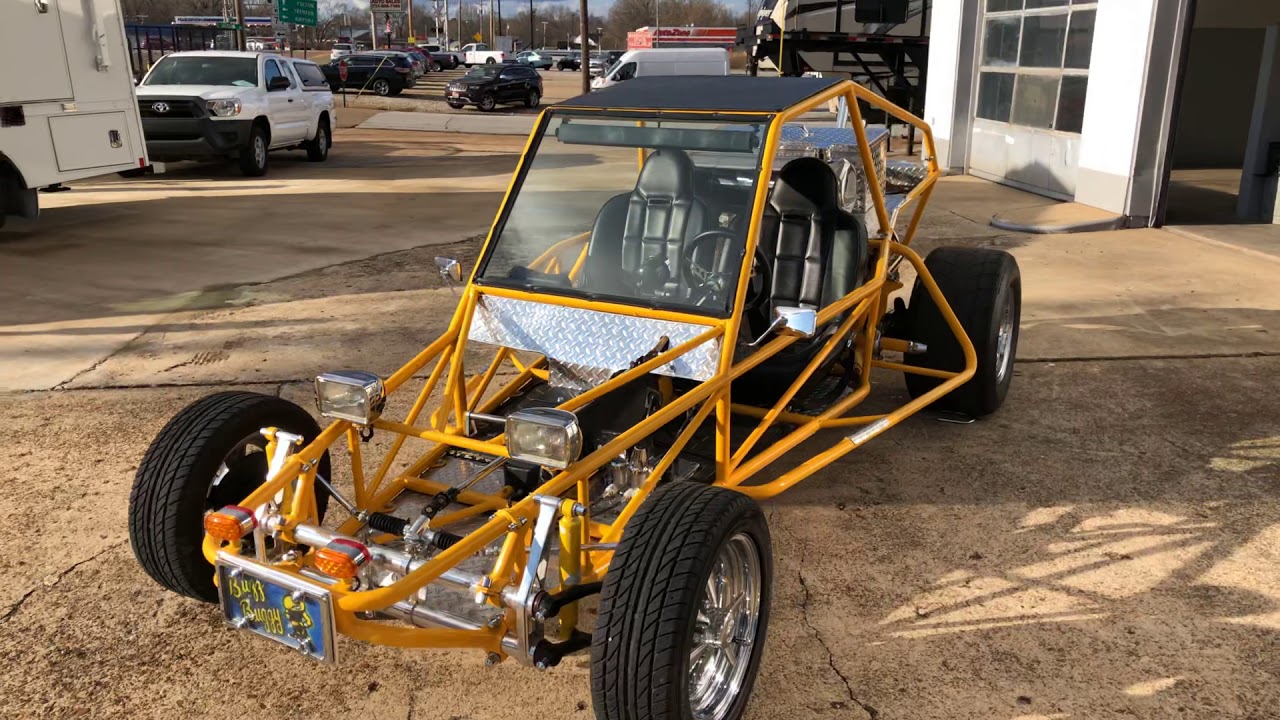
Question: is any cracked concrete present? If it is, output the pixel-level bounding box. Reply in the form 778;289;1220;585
797;569;879;719
0;541;126;624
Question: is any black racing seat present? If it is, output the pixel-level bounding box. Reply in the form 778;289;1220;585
583;149;708;297
735;157;869;405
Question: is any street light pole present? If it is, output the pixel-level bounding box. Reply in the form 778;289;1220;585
528;0;533;50
578;0;589;94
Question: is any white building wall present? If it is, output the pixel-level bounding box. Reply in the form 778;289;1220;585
1073;0;1158;215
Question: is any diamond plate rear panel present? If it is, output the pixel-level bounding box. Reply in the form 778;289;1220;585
468;295;721;388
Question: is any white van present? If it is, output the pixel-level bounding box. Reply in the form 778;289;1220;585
591;48;729;90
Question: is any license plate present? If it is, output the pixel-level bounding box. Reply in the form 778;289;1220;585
216;553;336;663
450;91;460;97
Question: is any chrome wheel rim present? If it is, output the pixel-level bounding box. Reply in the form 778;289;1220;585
995;291;1016;383
318;128;328;155
374;80;389;95
253;136;266;168
689;533;761;720
208;433;268;506
529;91;539;107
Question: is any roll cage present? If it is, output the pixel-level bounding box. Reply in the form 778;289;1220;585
201;77;976;662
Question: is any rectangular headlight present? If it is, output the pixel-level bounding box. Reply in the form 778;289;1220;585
505;408;582;469
314;371;386;425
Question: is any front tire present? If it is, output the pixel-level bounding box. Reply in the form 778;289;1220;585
524;88;541;108
128;392;331;603
591;483;772;720
904;247;1022;416
477;93;496;112
238;124;268;177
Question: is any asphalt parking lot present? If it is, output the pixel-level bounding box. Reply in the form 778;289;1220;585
1;119;1278;720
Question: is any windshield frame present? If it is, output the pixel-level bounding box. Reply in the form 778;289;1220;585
472;108;776;319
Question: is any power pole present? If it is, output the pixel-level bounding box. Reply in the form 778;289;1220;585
407;0;415;41
234;0;247;50
578;0;589;94
527;0;533;51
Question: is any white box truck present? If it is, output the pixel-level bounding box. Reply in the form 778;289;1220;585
0;0;148;227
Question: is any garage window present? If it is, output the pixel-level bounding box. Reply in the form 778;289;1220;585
976;0;1096;132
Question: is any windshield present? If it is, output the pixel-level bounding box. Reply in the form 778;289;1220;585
144;56;258;87
466;66;502;79
476;113;768;315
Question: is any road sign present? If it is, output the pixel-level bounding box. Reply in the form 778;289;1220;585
216;21;243;30
370;0;405;13
278;0;317;26
407;35;416;44
339;60;349;82
473;31;482;42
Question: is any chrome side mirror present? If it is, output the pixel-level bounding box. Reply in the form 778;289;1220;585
775;306;818;338
435;256;462;283
749;306;818;346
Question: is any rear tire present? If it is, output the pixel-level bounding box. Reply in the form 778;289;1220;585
485;57;496;64
904;247;1022;417
524;88;541;108
128;392;331;603
591;483;772;720
372;78;391;96
305;118;330;162
237;124;269;177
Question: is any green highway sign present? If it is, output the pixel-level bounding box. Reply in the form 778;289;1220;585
278;0;317;27
216;21;243;30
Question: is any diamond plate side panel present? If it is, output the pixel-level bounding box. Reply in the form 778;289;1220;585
468;296;721;386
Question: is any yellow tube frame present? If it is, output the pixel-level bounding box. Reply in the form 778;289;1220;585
201;80;973;653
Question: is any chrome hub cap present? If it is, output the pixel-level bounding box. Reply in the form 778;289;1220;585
253;137;266;168
689;533;761;720
995;291;1016;383
318;129;327;154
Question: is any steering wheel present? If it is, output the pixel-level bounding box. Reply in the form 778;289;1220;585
683;230;771;310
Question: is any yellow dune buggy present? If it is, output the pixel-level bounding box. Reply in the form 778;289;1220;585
128;76;1020;720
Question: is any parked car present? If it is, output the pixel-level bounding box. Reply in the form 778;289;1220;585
514;50;551;70
330;42;354;61
135;51;334;176
418;43;463;69
459;42;506;67
365;50;424;79
392;46;439;72
590;50;624;76
445;63;542;111
321;53;415;96
556;51;581;71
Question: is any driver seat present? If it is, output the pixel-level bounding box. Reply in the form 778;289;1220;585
735;157;869;405
583;149;708;296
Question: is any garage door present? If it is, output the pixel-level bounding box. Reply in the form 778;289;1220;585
967;0;1097;199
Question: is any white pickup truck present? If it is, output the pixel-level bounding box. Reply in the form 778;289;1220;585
135;51;335;176
459;43;507;67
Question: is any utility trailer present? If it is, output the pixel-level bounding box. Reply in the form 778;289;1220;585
739;0;930;150
0;0;148;227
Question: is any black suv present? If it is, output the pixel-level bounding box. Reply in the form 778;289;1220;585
321;53;415;96
445;64;543;111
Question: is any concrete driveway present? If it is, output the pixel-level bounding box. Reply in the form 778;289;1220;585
0;131;1277;719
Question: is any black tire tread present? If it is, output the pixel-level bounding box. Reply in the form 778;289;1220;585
128;392;328;602
904;247;1020;415
591;483;770;720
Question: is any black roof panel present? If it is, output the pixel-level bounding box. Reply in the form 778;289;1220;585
557;75;844;114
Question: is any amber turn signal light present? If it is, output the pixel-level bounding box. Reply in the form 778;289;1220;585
315;538;371;579
204;505;257;543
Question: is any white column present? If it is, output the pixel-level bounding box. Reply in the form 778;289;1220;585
1073;0;1159;214
922;0;968;169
